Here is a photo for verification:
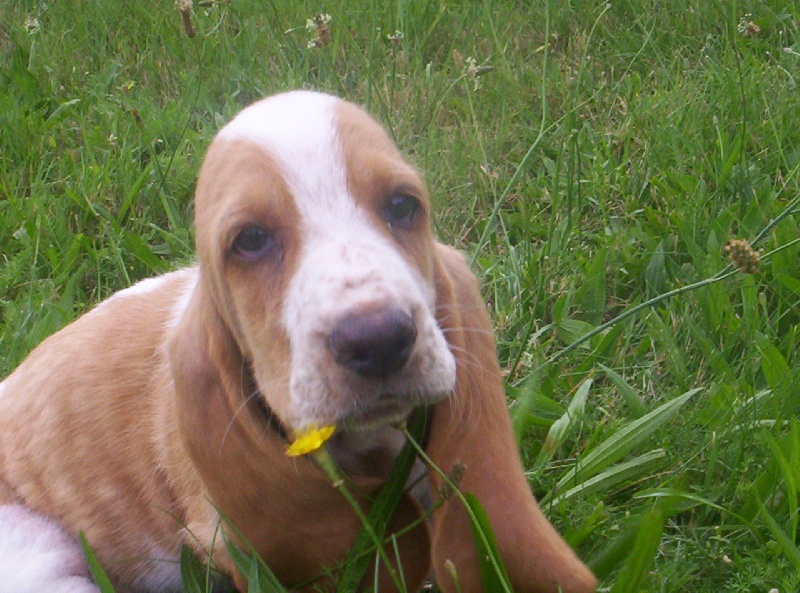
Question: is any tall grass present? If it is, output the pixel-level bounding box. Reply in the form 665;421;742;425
2;0;800;591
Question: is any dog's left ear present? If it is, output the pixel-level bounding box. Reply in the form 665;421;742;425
426;244;597;593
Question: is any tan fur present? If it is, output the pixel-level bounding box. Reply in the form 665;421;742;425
0;93;596;593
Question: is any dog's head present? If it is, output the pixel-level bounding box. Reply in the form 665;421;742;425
190;91;456;434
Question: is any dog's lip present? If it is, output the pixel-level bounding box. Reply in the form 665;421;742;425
341;399;411;429
338;390;448;429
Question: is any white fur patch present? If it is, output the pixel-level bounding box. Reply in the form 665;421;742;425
90;269;196;324
217;91;344;207
118;275;170;298
167;268;199;331
90;274;170;316
135;544;182;592
0;505;100;593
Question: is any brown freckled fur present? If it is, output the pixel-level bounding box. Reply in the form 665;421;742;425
0;93;596;593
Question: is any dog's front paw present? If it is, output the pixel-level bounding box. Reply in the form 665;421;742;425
0;504;101;593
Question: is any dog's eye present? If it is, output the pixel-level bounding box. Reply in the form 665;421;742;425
384;194;419;229
232;226;275;260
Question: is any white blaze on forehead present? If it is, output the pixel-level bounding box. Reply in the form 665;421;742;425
216;90;358;226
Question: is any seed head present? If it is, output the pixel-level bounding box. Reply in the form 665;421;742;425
737;15;761;37
177;0;195;38
306;13;332;49
724;239;761;274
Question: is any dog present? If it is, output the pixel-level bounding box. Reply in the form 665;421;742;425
0;91;597;593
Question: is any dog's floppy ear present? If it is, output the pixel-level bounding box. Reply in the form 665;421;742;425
165;279;263;561
427;244;597;593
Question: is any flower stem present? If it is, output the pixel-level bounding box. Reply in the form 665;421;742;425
399;428;513;593
313;448;405;592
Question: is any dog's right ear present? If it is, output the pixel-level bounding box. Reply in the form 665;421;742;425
164;281;258;564
166;283;297;581
425;244;597;593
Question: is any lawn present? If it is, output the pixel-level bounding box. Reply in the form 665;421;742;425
1;0;800;591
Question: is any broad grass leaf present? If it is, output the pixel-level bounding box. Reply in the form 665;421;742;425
635;487;754;528
118;166;154;224
45;98;81;126
562;501;607;548
79;532;117;593
545;389;699;503
588;321;627;361
538;378;591;463
511;364;565;436
644;239;667;297
575;248;607;325
759;500;800;570
644;313;688;387
548;449;666;506
556;318;596;348
122;230;164;272
586;513;641;579
763;422;800;536
770;216;800;278
756;335;791;396
776;273;800;295
598;364;647;418
464;493;513;593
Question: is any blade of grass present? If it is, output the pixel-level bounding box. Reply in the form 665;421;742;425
759;499;800;570
464;493;513;593
79;532;117;593
537;377;592;464
401;427;514;593
598;363;647;418
180;545;206;593
546;448;666;507
608;507;665;593
222;521;288;593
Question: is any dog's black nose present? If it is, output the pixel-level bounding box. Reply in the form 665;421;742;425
328;307;417;379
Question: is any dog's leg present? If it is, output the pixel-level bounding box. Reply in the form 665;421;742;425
0;504;100;593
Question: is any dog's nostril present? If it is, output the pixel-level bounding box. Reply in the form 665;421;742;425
328;307;417;379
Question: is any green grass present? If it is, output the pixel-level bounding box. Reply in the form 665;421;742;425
2;0;800;591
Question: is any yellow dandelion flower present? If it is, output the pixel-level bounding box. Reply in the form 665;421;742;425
286;425;336;457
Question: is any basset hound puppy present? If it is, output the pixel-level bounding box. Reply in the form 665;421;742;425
0;91;596;593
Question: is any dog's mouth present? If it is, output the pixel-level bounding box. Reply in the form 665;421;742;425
337;389;448;431
340;399;411;430
251;389;414;443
